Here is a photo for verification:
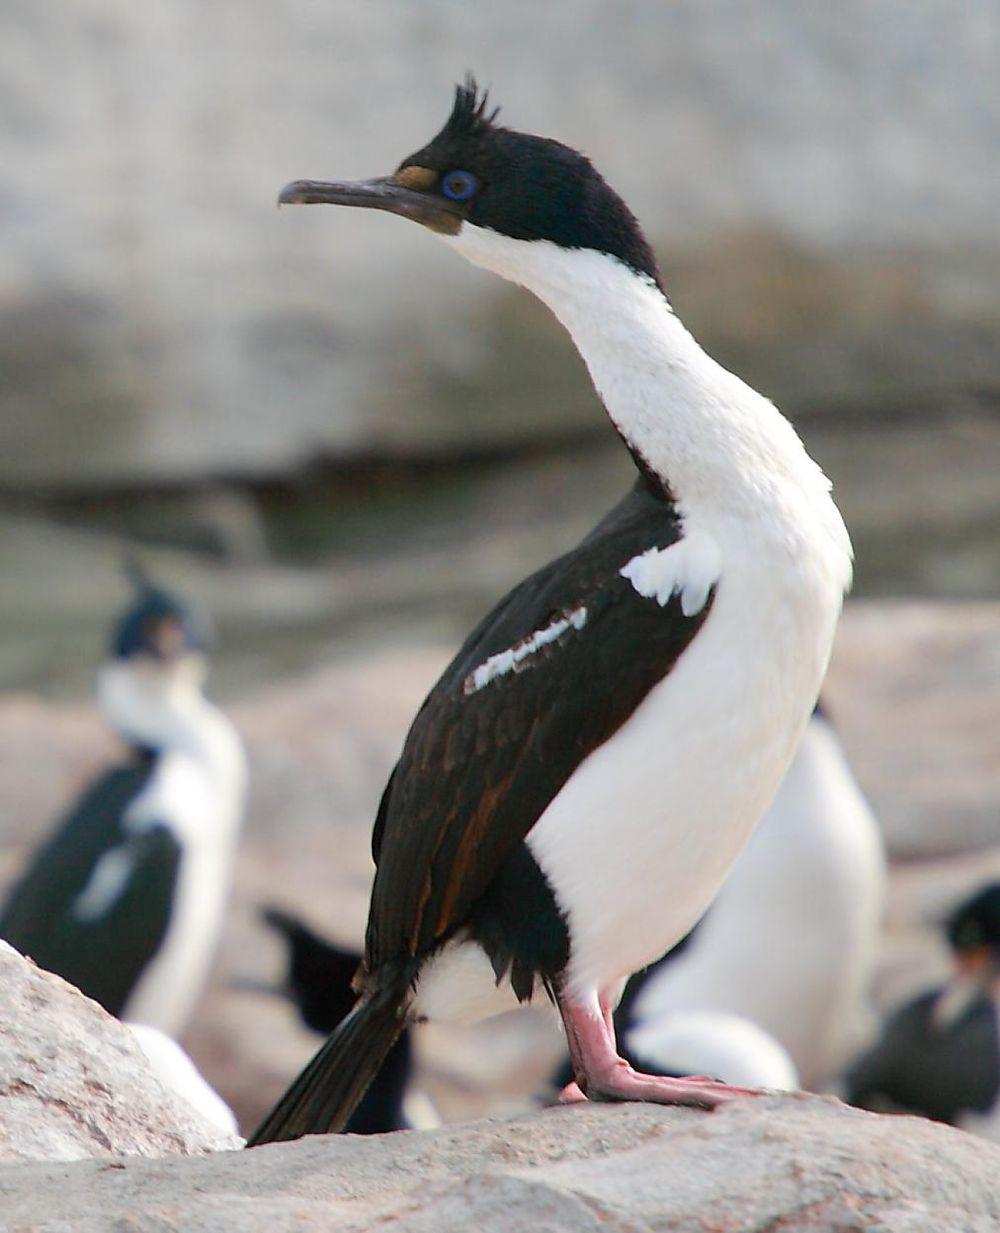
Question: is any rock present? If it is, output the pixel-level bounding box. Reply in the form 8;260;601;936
824;602;1000;857
0;942;242;1162
2;3;999;486
0;1099;998;1230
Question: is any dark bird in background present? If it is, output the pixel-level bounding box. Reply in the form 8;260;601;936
846;883;1000;1139
262;907;423;1134
250;77;851;1145
0;567;246;1037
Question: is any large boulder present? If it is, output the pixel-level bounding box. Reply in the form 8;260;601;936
0;942;242;1162
3;2;999;487
1;1099;999;1230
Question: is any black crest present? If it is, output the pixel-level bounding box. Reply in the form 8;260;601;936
401;76;663;288
441;75;500;143
112;562;209;659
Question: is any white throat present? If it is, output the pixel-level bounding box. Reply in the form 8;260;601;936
97;659;245;792
443;225;852;591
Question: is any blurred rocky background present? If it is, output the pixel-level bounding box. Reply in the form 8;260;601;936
1;0;998;1139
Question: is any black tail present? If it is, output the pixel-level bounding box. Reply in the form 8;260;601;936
248;975;410;1146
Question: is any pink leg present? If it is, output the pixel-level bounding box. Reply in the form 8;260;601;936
559;986;762;1109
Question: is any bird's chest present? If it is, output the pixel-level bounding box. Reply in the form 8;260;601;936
526;532;844;995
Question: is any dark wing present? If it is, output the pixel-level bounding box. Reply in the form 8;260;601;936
366;480;712;968
0;754;180;1017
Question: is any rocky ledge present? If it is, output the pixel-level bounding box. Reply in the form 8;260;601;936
1;1096;999;1231
0;943;241;1163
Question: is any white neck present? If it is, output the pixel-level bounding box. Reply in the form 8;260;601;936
443;226;851;587
97;660;245;789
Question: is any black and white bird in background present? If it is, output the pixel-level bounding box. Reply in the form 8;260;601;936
260;907;439;1134
250;77;853;1145
845;882;1000;1142
0;566;247;1040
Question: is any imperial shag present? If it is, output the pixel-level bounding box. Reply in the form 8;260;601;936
251;78;852;1144
845;882;1000;1139
0;570;246;1037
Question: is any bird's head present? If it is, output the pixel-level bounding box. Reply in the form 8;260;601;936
99;563;212;748
111;561;210;670
278;76;662;293
946;883;1000;981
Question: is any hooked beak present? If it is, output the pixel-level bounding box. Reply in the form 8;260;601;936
277;175;462;235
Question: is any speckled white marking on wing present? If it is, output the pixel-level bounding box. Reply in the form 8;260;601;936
620;530;721;615
72;846;136;922
465;605;588;694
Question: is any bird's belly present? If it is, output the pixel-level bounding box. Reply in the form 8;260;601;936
526;559;841;998
413;937;524;1023
124;825;236;1035
630;718;885;1084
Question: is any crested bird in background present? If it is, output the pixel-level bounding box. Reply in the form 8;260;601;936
0;567;246;1037
250;78;852;1145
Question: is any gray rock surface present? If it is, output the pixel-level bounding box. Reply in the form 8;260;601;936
0;943;242;1162
3;1;999;485
1;1099;999;1231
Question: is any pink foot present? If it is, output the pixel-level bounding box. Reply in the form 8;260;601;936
558;1080;588;1104
583;1058;761;1109
558;983;763;1112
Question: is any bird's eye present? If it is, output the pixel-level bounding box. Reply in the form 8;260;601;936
441;169;479;202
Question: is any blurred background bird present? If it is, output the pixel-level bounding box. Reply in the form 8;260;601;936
0;567;247;1039
845;882;1000;1141
260;906;439;1134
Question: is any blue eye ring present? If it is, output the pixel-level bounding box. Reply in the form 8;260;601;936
441;169;479;202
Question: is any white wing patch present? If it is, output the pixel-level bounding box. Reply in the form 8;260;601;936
464;606;588;695
620;530;722;616
72;845;137;922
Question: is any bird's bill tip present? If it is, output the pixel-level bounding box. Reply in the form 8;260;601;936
276;175;461;234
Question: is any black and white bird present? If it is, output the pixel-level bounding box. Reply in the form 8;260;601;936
0;570;246;1037
261;907;433;1135
250;78;852;1145
845;883;1000;1141
622;702;885;1090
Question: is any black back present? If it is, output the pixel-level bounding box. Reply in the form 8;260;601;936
0;752;181;1017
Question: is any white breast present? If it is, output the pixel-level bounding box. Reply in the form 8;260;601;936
628;713;886;1086
527;524;844;1001
123;716;246;1036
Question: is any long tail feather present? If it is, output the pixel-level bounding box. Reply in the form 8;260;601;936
248;978;409;1146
